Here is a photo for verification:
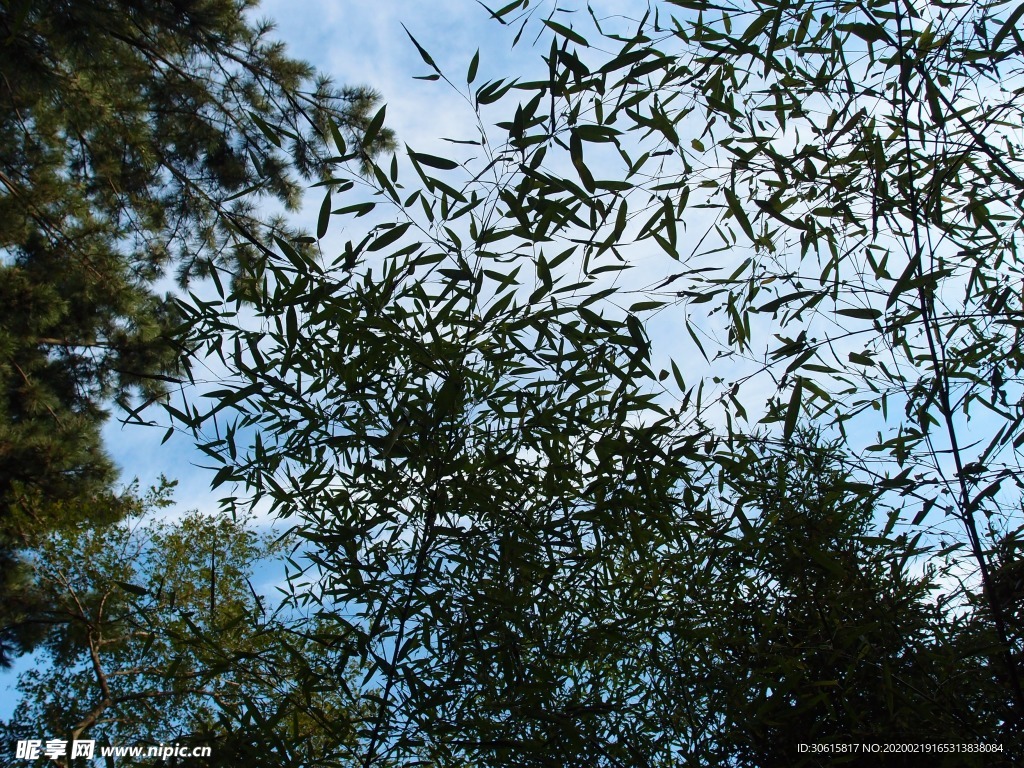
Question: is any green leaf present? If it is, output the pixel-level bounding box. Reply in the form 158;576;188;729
286;305;298;344
670;360;686;391
741;9;775;43
222;180;266;202
116;580;149;597
543;19;588;47
328;118;346;155
332;202;376;217
467;49;480;84
409;151;460;170
784;377;802;441
574;124;621;142
368;222;412;252
837;307;882;320
249;111;281;148
362;104;387;149
403;25;440;72
756;290;818;315
476;78;516;105
274;236;316;274
912;498;937;526
569;130;596;192
629;300;666;312
838;22;887;44
317;190;331;240
723;188;754;240
994;4;1024;50
686;321;709;362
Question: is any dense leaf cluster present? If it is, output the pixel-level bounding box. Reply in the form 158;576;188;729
1;484;366;768
0;0;391;661
3;0;1021;764
172;0;1024;764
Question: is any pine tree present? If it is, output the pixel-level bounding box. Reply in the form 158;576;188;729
0;0;393;662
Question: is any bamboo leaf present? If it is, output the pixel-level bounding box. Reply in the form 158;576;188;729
403;25;441;72
543;19;588;47
409;151;460;170
317;190;331;240
993;4;1024;51
368;222;412;252
837;307;882;320
784;377;802;441
724;188;754;240
362;105;387;149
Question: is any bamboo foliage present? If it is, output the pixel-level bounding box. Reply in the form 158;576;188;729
178;1;1024;763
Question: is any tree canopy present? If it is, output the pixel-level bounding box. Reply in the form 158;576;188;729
0;0;392;662
1;485;367;767
7;0;1024;764
171;0;1024;763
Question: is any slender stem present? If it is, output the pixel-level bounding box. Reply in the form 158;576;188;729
892;1;1024;725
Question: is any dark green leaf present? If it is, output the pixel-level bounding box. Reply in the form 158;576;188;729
403;25;440;72
410;151;460;170
368;222;412;252
837;307;882;320
317;190;331;240
784;377;802;441
362;104;387;149
543;20;588;47
116;581;149;597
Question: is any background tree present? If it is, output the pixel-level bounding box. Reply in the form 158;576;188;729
0;0;393;663
0;486;367;768
173;0;1024;763
710;432;1004;766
